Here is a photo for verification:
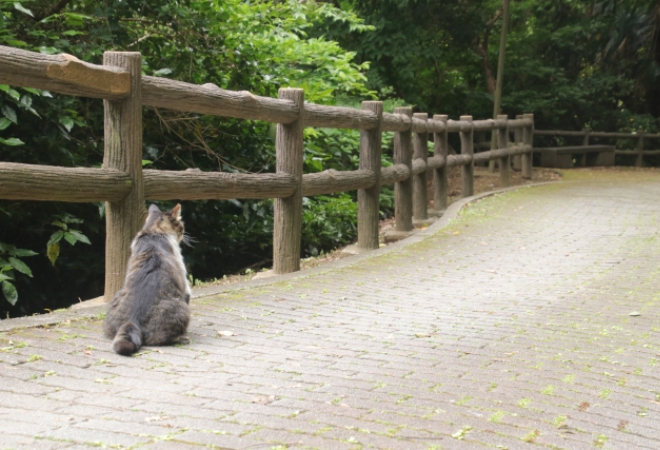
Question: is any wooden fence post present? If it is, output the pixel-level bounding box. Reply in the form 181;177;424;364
636;132;644;167
394;107;414;232
274;88;304;274
460;115;474;198
412;112;429;224
522;113;534;178
357;101;383;250
431;114;448;214
103;52;145;302
578;127;589;167
513;114;522;171
497;114;511;187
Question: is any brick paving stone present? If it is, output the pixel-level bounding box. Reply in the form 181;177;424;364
4;172;660;449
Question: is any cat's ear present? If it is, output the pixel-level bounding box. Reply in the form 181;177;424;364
170;204;182;220
148;204;161;216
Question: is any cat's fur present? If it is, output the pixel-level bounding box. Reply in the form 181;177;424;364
103;204;192;356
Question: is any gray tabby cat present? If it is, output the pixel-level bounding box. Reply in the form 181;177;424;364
103;204;191;356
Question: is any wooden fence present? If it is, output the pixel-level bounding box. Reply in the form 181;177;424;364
0;46;534;301
535;129;660;167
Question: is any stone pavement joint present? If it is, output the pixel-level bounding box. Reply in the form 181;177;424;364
2;169;660;450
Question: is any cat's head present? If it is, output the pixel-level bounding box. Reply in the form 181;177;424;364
143;204;185;242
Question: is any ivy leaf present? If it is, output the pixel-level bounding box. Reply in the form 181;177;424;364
46;243;60;266
8;257;32;277
47;230;64;246
2;280;18;306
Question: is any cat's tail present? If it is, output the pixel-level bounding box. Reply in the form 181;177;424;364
113;320;142;356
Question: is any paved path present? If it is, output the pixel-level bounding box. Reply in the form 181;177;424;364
3;169;660;450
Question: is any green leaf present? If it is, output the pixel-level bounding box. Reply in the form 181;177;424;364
21;87;41;95
47;230;64;246
153;68;173;76
2;280;17;306
59;116;74;132
46;243;59;266
63;232;77;246
9;248;37;257
51;220;66;230
0;85;9;93
8;257;32;277
1;104;17;123
7;88;19;100
14;2;34;17
69;230;91;245
0;273;12;283
0;118;10;130
0;138;25;146
142;159;153;166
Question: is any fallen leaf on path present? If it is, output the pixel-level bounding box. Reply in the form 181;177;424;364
415;333;433;338
146;415;169;422
217;330;237;337
629;311;641;316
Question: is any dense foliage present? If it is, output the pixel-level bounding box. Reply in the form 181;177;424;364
1;0;659;316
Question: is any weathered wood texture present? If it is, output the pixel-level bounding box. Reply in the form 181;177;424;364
427;155;446;170
513;115;523;171
497;115;511;187
380;164;411;185
357;101;383;250
304;169;376;197
431;115;449;213
522;113;534;178
102;52;145;302
393;107;414;232
143;170;296;200
142;77;299;124
305;104;378;130
535;130;660;139
273;89;304;274
412;113;429;221
460;116;474;198
0;45;130;100
447;154;473;168
636;133;644;167
0;163;131;202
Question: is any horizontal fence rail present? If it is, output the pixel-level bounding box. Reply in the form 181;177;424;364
0;46;535;301
535;129;660;167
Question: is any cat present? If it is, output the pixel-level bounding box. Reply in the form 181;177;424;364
103;203;192;356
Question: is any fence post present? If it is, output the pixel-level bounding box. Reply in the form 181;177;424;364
273;88;304;274
412;112;429;224
103;52;145;302
431;114;448;214
460;115;474;198
497;114;511;187
357;101;383;251
394;107;414;233
522;113;534;178
513;114;522;171
578;127;589;167
636;132;644;167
